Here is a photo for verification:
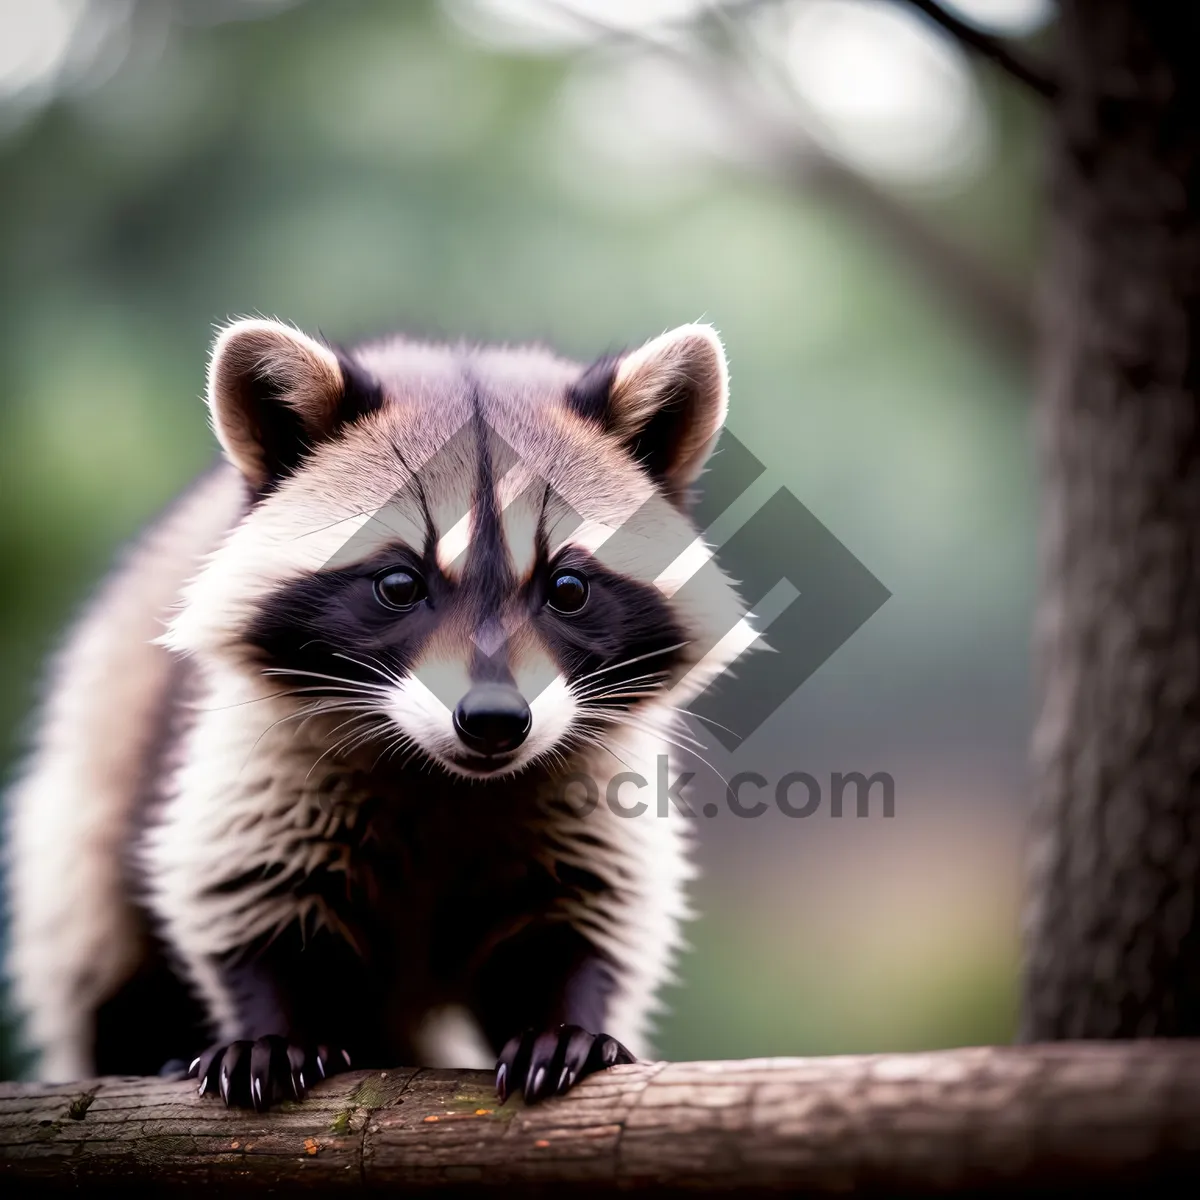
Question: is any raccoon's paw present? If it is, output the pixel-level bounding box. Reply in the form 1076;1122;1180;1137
495;1024;634;1105
188;1036;352;1111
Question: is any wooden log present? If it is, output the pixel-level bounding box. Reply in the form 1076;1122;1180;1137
2;1043;1200;1193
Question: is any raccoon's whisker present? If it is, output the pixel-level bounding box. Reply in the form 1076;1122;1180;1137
571;690;662;709
296;704;381;748
331;650;403;687
639;712;709;749
262;667;392;694
390;746;423;772
196;689;316;712
542;739;578;777
615;723;730;792
294;704;382;737
571;672;668;701
283;697;381;720
599;742;639;774
560;722;639;774
388;736;425;773
237;698;353;774
317;708;389;744
371;728;417;772
197;683;393;713
329;651;405;689
389;728;427;770
371;740;400;772
337;720;391;761
571;644;690;689
249;700;381;757
655;704;741;738
567;735;633;775
275;684;392;698
261;667;393;696
304;714;389;781
375;723;417;765
627;715;710;754
585;707;709;751
538;743;570;775
340;710;392;751
584;706;727;788
573;686;665;705
578;690;666;705
576;672;672;691
242;697;353;752
208;686;390;715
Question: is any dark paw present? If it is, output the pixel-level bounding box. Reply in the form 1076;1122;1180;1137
188;1035;352;1111
495;1024;634;1104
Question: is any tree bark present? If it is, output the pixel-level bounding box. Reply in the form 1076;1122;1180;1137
1023;0;1200;1038
3;1045;1200;1192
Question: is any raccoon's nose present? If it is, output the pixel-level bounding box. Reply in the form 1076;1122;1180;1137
453;684;532;756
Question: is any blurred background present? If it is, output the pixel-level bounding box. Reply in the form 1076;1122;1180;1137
0;0;1047;1074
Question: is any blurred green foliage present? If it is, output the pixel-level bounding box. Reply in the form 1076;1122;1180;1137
0;0;1039;1076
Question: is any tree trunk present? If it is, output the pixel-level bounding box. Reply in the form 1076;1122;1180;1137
1023;0;1200;1038
4;1046;1200;1193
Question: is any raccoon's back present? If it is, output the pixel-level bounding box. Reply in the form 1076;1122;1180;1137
6;463;244;1079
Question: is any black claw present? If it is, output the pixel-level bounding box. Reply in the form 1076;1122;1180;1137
195;1043;224;1099
288;1043;306;1100
522;1030;557;1103
561;1025;595;1091
220;1040;249;1108
496;1029;534;1105
495;1024;636;1105
192;1035;351;1111
249;1037;276;1113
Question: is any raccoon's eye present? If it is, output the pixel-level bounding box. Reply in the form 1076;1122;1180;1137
547;571;589;615
374;568;426;612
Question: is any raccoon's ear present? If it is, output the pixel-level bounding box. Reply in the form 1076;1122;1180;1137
571;323;729;497
206;318;382;491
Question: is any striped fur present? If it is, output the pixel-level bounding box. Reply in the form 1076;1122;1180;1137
6;319;746;1084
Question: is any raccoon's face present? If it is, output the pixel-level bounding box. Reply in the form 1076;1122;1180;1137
167;318;746;779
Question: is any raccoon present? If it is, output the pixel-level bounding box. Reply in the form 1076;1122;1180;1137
5;318;746;1109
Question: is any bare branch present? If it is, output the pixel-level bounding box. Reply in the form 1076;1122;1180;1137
898;0;1059;98
3;1045;1200;1191
550;1;1035;361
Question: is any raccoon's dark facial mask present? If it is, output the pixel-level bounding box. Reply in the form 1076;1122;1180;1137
165;318;743;779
